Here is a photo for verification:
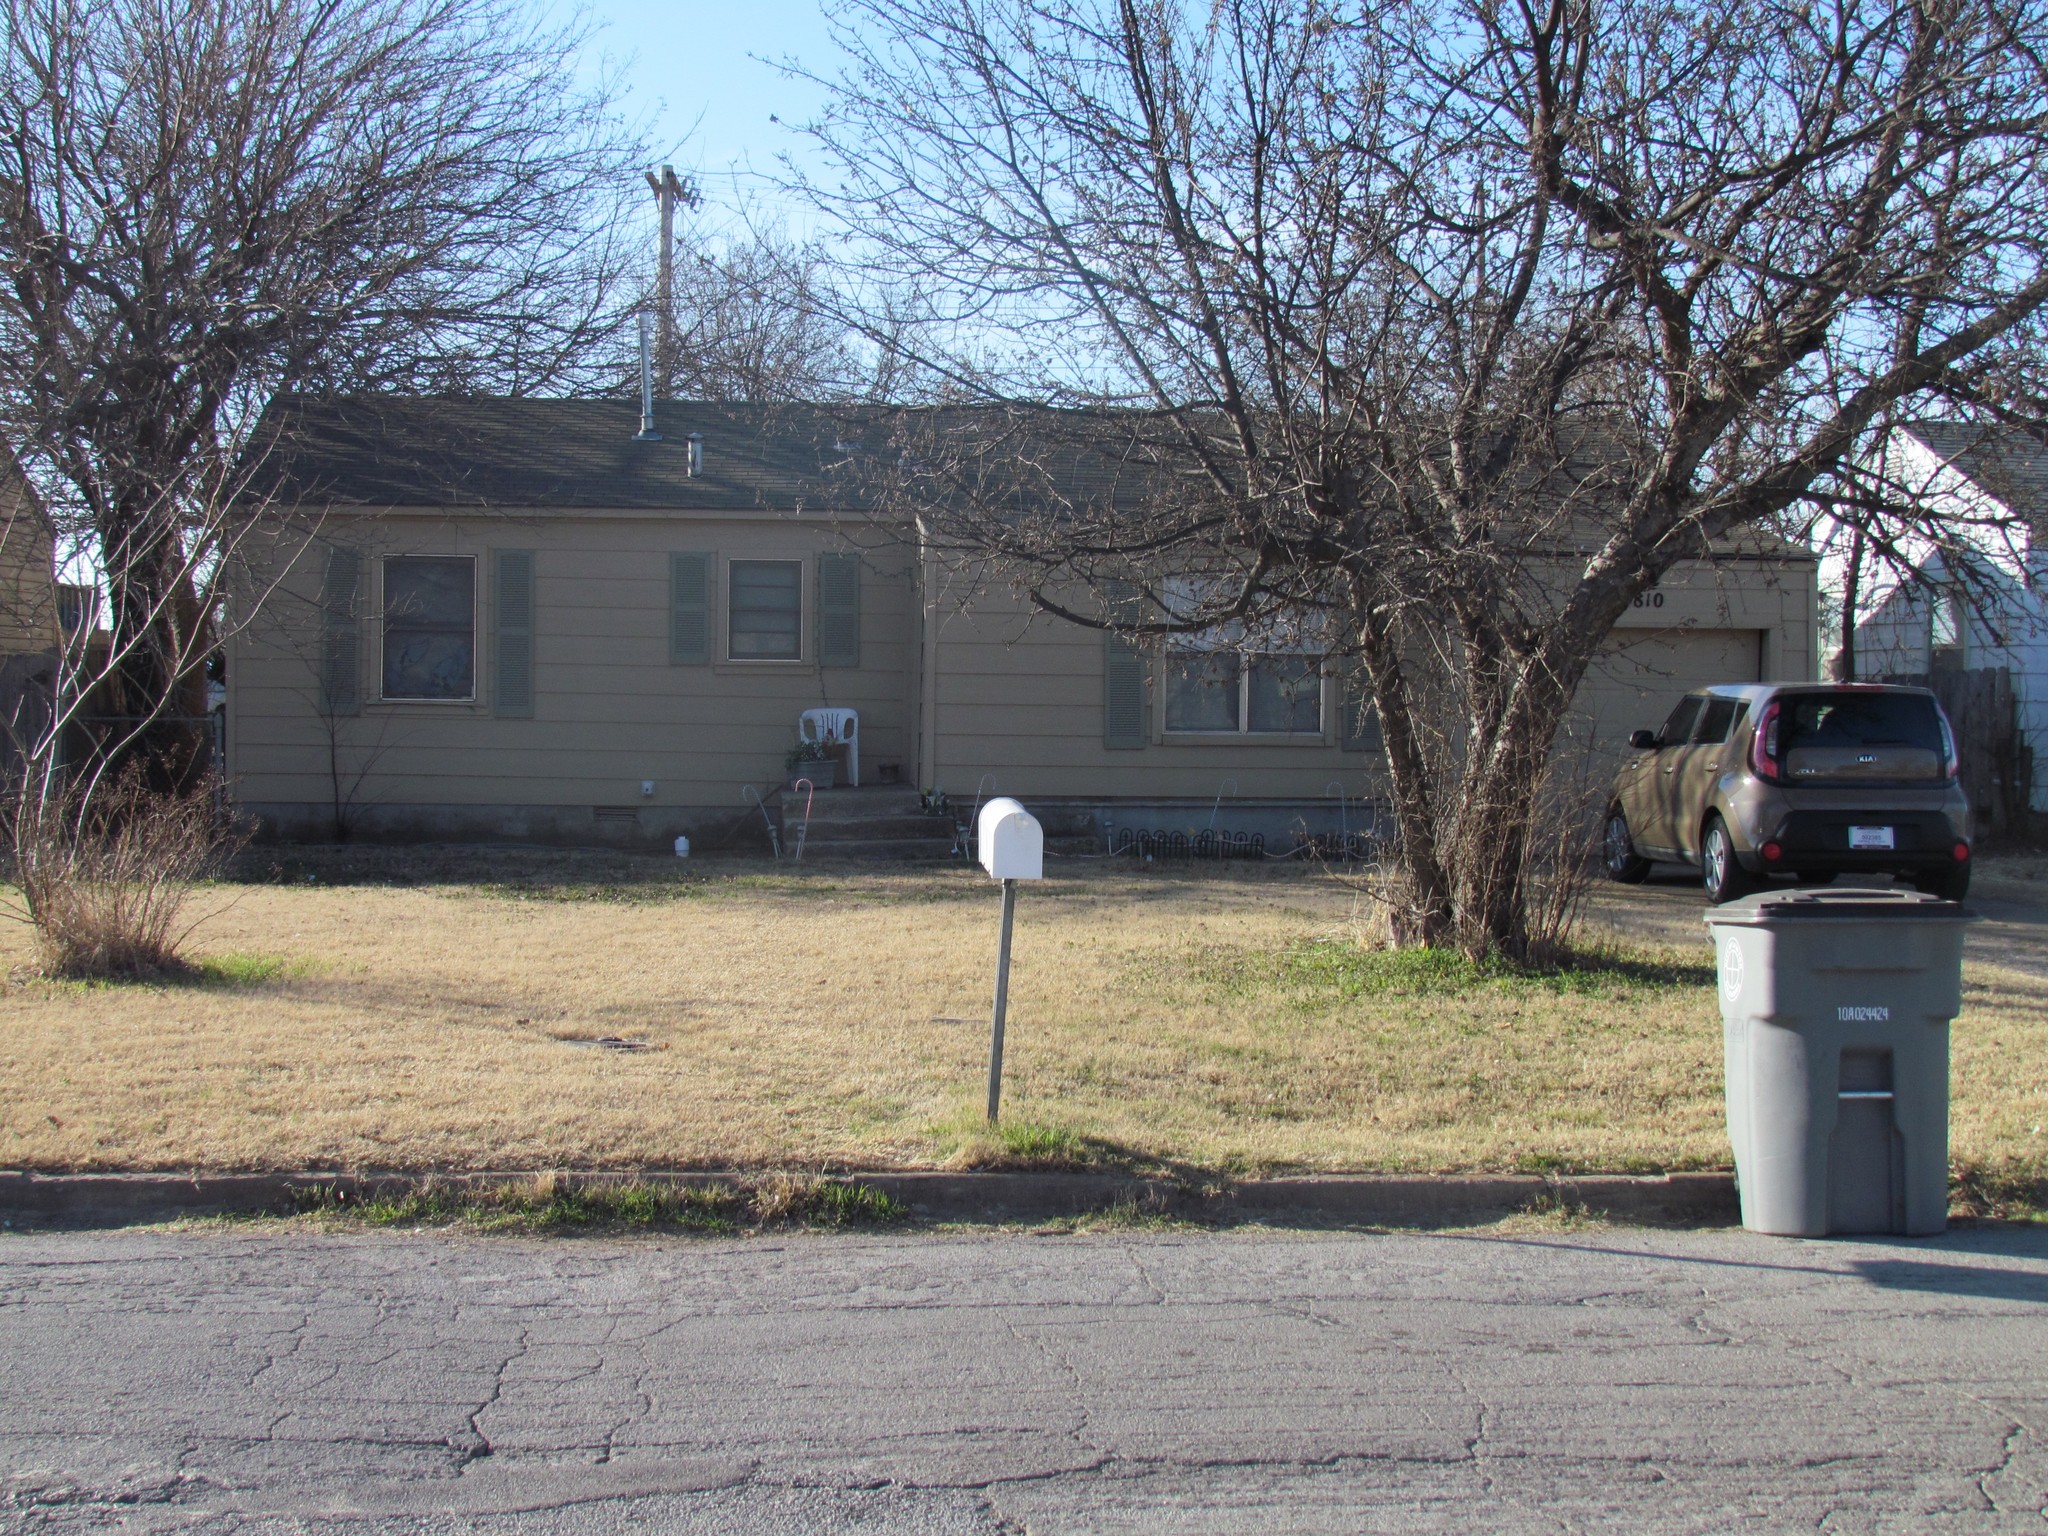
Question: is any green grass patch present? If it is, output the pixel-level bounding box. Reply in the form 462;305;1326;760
932;1110;1164;1171
1165;937;1715;1011
283;1175;906;1234
191;952;317;987
1493;1189;1614;1233
1026;1193;1201;1234
10;950;316;992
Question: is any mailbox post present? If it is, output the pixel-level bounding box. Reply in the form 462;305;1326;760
976;797;1043;1122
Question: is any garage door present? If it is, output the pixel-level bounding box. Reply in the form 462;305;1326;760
1571;628;1765;757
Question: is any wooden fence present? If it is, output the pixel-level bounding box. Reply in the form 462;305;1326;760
1881;666;2034;842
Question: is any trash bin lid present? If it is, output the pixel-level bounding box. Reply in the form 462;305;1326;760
1702;887;1978;927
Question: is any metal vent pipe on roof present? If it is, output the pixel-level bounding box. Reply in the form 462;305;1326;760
687;432;703;477
634;312;661;442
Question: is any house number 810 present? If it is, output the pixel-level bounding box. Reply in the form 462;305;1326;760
1631;592;1666;609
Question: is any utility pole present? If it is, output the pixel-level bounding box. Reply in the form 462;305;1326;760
643;164;688;398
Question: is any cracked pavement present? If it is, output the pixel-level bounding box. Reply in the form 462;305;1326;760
0;1224;2044;1533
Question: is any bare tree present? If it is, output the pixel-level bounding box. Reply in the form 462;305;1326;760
800;0;2048;957
0;0;644;790
1791;418;2047;680
645;231;863;402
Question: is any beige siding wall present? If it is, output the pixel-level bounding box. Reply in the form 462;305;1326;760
1603;555;1818;678
230;502;1816;836
0;467;54;656
922;574;1371;801
1575;555;1819;748
925;553;1818;802
229;511;914;820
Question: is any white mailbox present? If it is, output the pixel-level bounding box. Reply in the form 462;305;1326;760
977;797;1043;881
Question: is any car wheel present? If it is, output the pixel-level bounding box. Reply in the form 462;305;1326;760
1701;816;1756;905
1603;807;1651;884
1793;870;1838;886
1910;864;1971;901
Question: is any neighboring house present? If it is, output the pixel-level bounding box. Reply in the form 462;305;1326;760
227;399;1817;848
0;457;59;777
1834;422;2048;810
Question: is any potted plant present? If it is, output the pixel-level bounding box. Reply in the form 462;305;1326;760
785;738;834;789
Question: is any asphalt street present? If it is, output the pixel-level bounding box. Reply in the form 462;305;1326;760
0;1223;2043;1535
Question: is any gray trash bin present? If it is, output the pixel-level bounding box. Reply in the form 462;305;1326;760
1704;888;1976;1238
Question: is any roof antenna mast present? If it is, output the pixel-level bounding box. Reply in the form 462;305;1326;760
635;311;661;442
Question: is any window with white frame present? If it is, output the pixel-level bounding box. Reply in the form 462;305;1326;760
1158;577;1325;735
381;556;475;700
728;559;802;660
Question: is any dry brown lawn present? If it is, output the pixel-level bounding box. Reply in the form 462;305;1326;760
1;848;2042;1180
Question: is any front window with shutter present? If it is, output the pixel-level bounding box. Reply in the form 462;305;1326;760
729;559;802;660
1162;652;1323;734
381;556;475;701
1156;575;1325;736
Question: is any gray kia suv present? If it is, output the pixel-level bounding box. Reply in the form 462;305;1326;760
1603;683;1973;903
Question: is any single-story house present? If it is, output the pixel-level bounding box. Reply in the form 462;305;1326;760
226;399;1818;850
1835;422;2047;810
0;457;60;778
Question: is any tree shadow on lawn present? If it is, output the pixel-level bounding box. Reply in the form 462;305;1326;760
224;844;997;905
1244;939;1716;1001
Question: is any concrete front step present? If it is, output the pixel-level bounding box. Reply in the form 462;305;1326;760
774;788;958;860
778;786;923;816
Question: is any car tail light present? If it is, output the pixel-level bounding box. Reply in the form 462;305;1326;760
1761;840;1784;863
1954;841;1971;863
1749;700;1784;782
1937;705;1961;779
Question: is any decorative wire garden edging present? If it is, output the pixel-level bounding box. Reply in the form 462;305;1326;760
1103;826;1377;863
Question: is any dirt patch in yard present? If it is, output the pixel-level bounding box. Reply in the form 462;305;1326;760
0;850;2041;1187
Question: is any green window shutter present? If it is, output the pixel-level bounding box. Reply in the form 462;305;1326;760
817;552;861;668
317;545;360;717
1102;582;1147;749
670;552;711;664
493;549;535;718
1341;668;1382;752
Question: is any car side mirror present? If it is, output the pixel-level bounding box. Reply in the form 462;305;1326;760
1628;729;1659;751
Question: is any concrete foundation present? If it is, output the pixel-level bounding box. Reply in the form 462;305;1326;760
243;793;1392;857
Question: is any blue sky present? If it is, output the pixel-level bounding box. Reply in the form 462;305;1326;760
574;0;849;229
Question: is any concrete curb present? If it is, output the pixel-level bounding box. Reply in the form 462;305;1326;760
0;1169;1738;1228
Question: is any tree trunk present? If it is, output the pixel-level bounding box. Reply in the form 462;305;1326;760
1357;607;1454;945
1835;523;1864;683
100;526;213;795
1371;629;1590;962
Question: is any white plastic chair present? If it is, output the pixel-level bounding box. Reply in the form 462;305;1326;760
799;708;859;787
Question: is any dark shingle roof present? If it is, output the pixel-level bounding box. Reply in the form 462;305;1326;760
245;396;1822;560
248;397;886;510
247;396;1186;514
1903;421;2048;517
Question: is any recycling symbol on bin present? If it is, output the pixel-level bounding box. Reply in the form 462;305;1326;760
1721;939;1745;1004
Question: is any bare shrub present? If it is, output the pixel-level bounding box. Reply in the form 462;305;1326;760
1514;749;1610;969
3;772;246;978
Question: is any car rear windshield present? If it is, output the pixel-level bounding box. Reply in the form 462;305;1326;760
1780;692;1945;755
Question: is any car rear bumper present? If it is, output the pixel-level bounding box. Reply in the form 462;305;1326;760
1737;809;1965;872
